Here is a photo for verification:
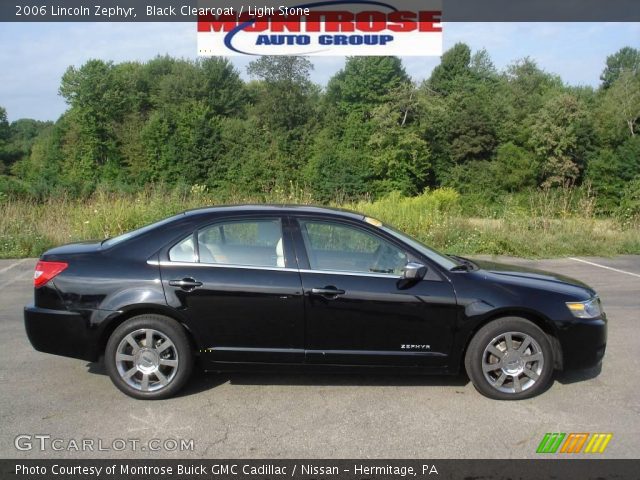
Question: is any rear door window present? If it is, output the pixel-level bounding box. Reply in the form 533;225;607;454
169;219;285;268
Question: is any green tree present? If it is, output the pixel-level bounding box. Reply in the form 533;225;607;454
1;118;52;174
59;60;122;175
327;56;410;112
501;58;562;129
0;107;10;172
470;49;498;82
587;136;640;211
12;120;65;197
245;56;319;187
368;84;430;195
309;57;413;199
305;113;374;201
599;71;640;140
201;58;247;117
427;43;471;95
6;47;640;208
140;102;220;185
446;87;498;165
493;142;539;192
152;58;203;110
529;94;591;187
0;107;8;142
600;46;640;89
247;56;314;132
419;47;501;183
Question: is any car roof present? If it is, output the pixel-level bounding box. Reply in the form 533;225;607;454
182;204;366;221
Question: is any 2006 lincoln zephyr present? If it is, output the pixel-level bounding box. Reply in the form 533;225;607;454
24;205;606;400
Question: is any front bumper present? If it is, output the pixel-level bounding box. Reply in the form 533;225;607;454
24;304;98;361
557;315;607;370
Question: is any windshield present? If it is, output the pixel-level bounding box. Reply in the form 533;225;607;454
102;214;182;248
380;224;460;271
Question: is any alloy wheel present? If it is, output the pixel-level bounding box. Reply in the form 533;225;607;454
481;331;544;394
115;328;179;392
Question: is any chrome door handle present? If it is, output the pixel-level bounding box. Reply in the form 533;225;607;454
169;278;203;291
311;287;346;296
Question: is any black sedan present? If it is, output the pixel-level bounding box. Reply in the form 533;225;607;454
24;205;606;400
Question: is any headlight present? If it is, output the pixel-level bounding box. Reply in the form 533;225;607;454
566;297;602;319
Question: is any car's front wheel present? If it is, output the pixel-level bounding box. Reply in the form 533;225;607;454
105;314;193;399
465;317;554;400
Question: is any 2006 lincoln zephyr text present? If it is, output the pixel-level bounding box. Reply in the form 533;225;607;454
24;205;607;400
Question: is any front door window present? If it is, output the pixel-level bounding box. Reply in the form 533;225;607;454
299;220;412;275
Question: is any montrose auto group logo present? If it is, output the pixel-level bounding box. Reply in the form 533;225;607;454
197;0;443;56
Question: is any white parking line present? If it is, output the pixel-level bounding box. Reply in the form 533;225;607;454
0;258;30;275
569;257;640;279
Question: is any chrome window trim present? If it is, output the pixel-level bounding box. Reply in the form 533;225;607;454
148;259;401;279
298;269;401;279
148;259;296;272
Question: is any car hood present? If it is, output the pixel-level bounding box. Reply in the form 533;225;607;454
471;258;595;296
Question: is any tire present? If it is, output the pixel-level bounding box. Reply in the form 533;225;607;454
105;314;193;400
465;317;554;400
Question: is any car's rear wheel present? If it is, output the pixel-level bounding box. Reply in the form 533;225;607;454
105;314;193;399
465;317;554;400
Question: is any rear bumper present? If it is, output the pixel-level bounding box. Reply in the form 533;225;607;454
557;315;607;370
24;304;99;362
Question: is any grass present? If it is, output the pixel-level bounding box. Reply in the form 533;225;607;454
1;186;638;259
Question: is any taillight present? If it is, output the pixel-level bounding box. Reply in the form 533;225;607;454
34;261;68;288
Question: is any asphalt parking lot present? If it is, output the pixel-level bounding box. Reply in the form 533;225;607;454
0;256;638;459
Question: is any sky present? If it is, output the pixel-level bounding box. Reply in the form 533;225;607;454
0;22;639;122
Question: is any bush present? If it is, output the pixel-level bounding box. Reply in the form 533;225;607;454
616;177;640;226
0;175;30;199
0;186;638;259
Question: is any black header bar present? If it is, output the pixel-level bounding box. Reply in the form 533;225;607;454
1;0;639;22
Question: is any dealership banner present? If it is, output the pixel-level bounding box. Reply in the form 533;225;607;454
1;0;639;22
3;459;639;479
196;0;442;56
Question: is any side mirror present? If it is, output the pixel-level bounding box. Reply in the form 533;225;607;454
402;262;427;281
